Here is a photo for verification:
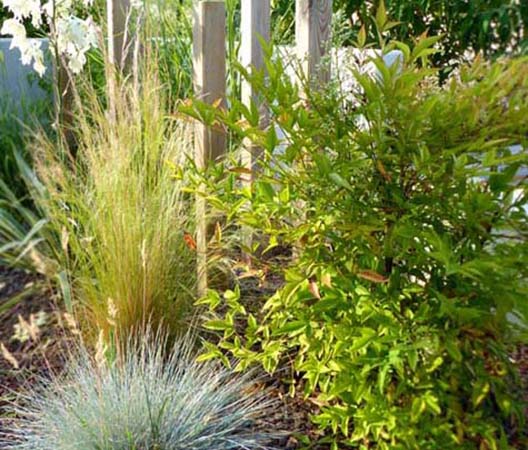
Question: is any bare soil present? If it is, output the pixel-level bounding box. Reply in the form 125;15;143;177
0;267;73;417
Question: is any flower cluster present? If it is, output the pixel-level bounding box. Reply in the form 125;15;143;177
0;0;98;76
55;15;98;73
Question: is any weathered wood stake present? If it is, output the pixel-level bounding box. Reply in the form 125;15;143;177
239;0;271;259
295;0;333;87
240;0;271;174
193;1;227;296
113;0;132;71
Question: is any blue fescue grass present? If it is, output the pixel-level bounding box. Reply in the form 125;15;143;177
0;333;280;450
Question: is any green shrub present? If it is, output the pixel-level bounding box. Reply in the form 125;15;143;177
186;35;528;449
0;332;279;450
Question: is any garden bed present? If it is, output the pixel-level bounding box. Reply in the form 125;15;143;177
1;262;527;448
0;264;320;449
0;2;527;448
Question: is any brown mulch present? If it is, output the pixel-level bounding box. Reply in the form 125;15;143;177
0;267;74;418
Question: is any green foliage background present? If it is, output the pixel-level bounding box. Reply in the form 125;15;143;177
273;0;528;77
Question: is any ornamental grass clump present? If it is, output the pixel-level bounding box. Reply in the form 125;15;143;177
0;333;278;450
30;63;197;341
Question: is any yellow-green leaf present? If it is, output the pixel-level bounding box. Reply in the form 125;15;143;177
358;25;367;48
376;0;387;29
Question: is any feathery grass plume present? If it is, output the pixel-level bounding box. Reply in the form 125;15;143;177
29;50;198;341
0;332;279;450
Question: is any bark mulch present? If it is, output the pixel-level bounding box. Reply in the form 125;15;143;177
0;267;75;419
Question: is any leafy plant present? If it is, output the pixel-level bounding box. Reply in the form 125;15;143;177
272;0;528;78
0;5;47;37
0;154;60;277
0;74;53;200
145;0;195;101
0;77;56;289
185;32;528;449
0;332;279;450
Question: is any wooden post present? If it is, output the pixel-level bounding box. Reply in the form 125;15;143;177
193;1;227;166
193;1;227;296
106;0;117;121
240;0;271;141
295;0;332;87
106;0;131;118
113;0;132;71
240;0;271;172
106;0;132;70
239;0;271;261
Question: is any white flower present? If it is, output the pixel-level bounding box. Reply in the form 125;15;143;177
17;39;46;76
56;16;98;73
24;40;46;76
2;0;42;27
32;55;47;76
42;1;54;18
1;18;46;76
19;39;41;65
1;18;27;47
67;51;86;73
2;0;98;76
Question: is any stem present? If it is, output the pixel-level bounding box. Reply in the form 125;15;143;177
50;0;62;135
107;0;117;123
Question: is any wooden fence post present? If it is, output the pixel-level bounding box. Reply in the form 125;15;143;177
295;0;333;87
113;0;132;70
193;1;227;296
240;0;271;175
239;0;271;260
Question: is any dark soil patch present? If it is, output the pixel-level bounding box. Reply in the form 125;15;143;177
0;267;75;418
